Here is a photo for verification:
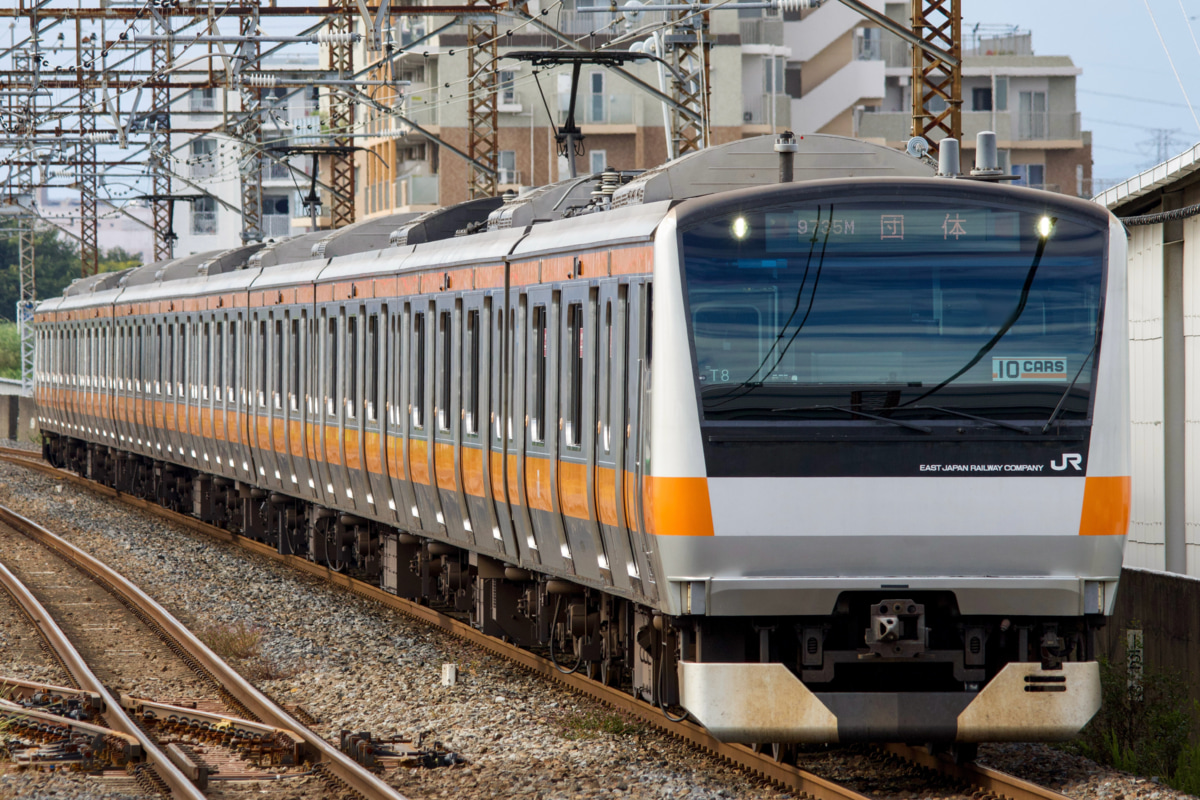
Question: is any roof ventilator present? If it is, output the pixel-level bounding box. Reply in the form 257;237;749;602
775;130;798;183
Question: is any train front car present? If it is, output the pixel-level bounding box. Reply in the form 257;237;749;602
648;178;1129;747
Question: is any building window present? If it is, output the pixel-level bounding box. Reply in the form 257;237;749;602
972;87;992;111
192;196;217;236
189;138;217;178
1012;163;1045;189
1018;91;1047;139
994;76;1009;111
498;150;517;185
589;71;605;123
499;70;517;106
191;88;216;112
589;149;608;175
263;195;290;238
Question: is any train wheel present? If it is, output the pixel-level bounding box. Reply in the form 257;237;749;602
772;743;796;764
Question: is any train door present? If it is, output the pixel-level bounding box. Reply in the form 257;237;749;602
463;294;505;558
363;302;392;521
312;306;338;508
624;281;657;602
408;300;444;535
503;290;539;566
233;312;253;481
343;303;374;516
432;295;470;544
263;310;287;491
283;310;311;498
386;305;419;531
524;287;571;574
594;282;636;593
558;285;606;583
211;315;234;480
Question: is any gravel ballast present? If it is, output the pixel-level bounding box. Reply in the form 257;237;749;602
0;446;1192;800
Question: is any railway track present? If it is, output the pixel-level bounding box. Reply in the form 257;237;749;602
0;444;1078;800
0;468;407;800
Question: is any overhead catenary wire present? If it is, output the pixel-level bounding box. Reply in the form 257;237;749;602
1142;0;1200;134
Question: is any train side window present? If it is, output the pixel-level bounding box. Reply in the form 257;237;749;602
229;319;238;402
437;310;451;432
465;309;479;435
565;303;583;448
602;301;613;453
135;324;142;393
258;319;268;407
347;312;358;419
411;312;425;428
290;317;301;411
531;305;547;443
215;322;224;401
366;313;379;421
203;322;211;400
274;318;284;410
326;315;338;416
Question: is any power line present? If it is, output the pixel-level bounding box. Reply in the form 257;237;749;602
1142;0;1200;133
1078;89;1190;109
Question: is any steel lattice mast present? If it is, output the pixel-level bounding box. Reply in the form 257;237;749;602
910;0;961;147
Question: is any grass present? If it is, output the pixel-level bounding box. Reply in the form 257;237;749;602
1064;654;1200;792
0;324;20;381
558;709;644;740
196;621;295;683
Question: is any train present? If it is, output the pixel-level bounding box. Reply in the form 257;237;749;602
35;133;1130;757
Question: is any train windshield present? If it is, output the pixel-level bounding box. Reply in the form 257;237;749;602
680;198;1107;423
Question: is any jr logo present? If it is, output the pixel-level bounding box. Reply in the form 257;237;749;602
1050;453;1083;471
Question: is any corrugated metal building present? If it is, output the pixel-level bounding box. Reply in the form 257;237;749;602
1099;144;1200;576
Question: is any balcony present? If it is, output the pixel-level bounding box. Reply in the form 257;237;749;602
856;110;1082;145
559;93;634;126
262;214;290;239
192;211;217;236
395;175;439;208
262;160;292;181
498;169;523;187
743;93;791;127
740;17;784;46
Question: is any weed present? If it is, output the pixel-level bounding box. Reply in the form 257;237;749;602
1069;655;1197;785
559;710;644;740
196;621;297;683
197;621;263;661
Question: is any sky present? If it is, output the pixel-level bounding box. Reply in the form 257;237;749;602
969;0;1200;191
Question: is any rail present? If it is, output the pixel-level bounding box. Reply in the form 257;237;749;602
0;477;408;800
0;446;1078;800
0;554;205;799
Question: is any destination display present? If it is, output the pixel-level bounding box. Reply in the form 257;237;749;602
755;207;1024;256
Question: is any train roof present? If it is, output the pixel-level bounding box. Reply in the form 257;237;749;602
39;134;944;313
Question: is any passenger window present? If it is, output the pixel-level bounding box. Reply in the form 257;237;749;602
274;319;284;409
229;319;238;401
437;310;451;432
326;316;338;415
215;322;224;401
565;303;583;448
367;314;379;421
258;319;267;407
602;301;613;453
203;322;211;400
411;312;425;428
531;305;547;443
465;310;479;435
347;313;358;419
290;318;301;411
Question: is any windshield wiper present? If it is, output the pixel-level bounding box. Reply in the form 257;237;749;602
906;404;1033;434
772;404;932;433
1041;337;1100;433
902;220;1056;407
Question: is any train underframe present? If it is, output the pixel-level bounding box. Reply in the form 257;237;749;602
45;432;1104;756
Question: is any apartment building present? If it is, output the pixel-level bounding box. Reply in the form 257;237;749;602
171;52;320;256
784;4;1092;196
349;1;794;219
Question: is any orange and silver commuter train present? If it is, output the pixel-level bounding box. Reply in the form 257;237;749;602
36;135;1130;755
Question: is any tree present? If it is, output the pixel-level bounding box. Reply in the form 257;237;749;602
0;220;83;322
99;246;143;273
